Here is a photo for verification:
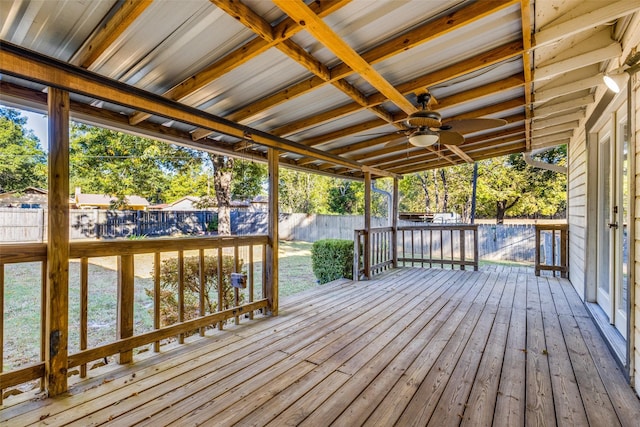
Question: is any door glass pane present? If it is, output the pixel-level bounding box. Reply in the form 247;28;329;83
598;137;610;294
621;122;628;310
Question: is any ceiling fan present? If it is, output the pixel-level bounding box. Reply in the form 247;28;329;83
401;92;507;147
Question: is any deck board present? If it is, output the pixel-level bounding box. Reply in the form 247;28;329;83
2;267;639;426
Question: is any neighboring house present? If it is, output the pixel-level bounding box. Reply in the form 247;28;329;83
163;195;252;211
73;188;150;211
0;187;48;208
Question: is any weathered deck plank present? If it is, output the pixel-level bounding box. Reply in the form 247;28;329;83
2;267;639;427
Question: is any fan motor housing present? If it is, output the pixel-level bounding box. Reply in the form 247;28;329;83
406;110;442;128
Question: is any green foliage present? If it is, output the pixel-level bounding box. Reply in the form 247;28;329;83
311;239;353;284
207;214;218;232
0;107;47;192
279;169;332;213
328;180;359;214
70;123;200;202
147;255;243;329
232;160;267;200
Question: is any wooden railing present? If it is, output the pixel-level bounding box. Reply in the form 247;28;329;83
354;225;479;280
535;224;568;277
0;235;269;402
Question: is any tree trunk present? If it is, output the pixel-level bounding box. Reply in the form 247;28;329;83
440;169;448;212
496;200;507;224
432;170;439;212
209;154;234;235
417;173;430;212
496;196;520;225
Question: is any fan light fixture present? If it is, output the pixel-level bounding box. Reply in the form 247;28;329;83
408;128;439;147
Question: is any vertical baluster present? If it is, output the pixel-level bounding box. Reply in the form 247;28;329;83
429;229;433;268
177;251;184;344
0;263;4;405
153;252;160;352
249;244;254;320
450;228;454;270
440;231;444;268
199;249;205;337
40;259;47;391
411;229;415;267
552;229;557;277
262;244;267;302
401;230;406;267
80;257;88;377
234;245;240;325
460;229;466;271
420;229;424;268
217;247;224;330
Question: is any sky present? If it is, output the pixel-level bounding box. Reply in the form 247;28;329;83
21;109;49;148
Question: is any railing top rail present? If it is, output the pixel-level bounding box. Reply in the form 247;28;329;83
397;224;478;231
535;223;568;231
0;234;269;264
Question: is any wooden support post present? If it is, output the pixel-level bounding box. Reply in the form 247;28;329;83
177;251;184;343
117;254;134;363
45;87;70;396
153;252;160;352
392;177;399;268
535;227;541;276
364;172;372;280
266;148;279;315
80;258;88;377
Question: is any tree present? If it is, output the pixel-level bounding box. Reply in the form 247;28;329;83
70;124;199;206
0;108;47;192
327;180;358;214
209;154;234;235
279;169;331;213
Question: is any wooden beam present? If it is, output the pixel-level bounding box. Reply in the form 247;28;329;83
534;0;640;48
72;0;153;68
273;0;415;114
534;43;622;81
0;42;395;178
532;111;585;128
128;0;350;125
392;177;399;268
233;1;520;127
520;0;533;151
267;148;279;315
534;74;603;103
45;87;70;397
530;131;573;147
533;94;594;118
269;41;523;138
532;121;580;137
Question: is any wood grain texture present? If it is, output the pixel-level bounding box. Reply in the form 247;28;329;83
4;267;640;426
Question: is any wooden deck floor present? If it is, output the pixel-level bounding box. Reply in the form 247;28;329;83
2;267;640;426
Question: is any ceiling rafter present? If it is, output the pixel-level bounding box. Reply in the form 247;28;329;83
127;0;351;125
222;0;519;129
533;94;594;118
270;41;524;137
520;0;533;151
196;0;403;145
291;84;525;167
71;0;153;69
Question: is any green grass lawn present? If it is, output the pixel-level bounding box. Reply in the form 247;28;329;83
2;241;320;372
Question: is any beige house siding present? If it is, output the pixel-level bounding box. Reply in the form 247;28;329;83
568;126;587;300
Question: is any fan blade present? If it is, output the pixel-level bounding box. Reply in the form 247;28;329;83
443;118;507;134
439;131;465;146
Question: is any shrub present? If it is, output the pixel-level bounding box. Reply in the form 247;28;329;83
311;239;353;284
146;255;243;330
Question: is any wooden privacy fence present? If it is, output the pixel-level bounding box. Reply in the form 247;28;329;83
354;225;479;280
0;235;269;403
